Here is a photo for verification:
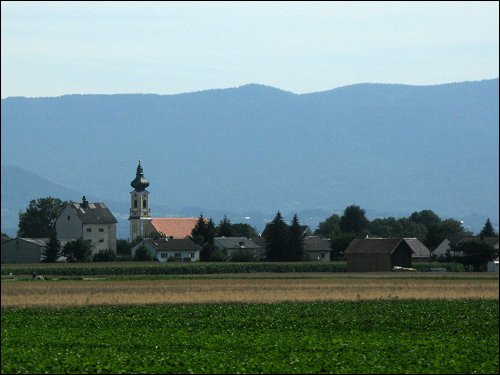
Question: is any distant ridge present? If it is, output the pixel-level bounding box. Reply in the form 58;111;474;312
1;79;498;237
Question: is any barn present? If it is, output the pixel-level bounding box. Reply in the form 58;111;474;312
345;238;414;272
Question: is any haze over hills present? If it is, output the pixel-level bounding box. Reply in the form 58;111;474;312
1;79;498;238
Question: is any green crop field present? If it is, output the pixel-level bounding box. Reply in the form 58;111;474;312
2;300;498;374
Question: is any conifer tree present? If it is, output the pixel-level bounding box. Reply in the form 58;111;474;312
480;218;496;238
217;215;233;237
43;231;61;263
288;214;304;261
264;211;290;261
191;213;207;247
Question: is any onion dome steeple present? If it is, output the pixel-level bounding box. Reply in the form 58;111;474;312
130;160;149;192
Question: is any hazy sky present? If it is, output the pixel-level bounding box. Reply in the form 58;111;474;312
1;1;498;98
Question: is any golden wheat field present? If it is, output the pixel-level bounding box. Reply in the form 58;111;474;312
1;274;498;307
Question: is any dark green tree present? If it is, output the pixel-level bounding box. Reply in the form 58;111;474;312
426;219;470;250
217;216;234;237
314;214;341;238
480;218;496;238
409;210;441;228
231;223;258;237
264;211;290;261
191;213;207;247
63;238;92;263
369;217;402;238
454;241;497;272
42;231;61;263
116;239;132;256
339;205;369;236
93;249;117;262
200;218;218;261
134;244;153;261
17;197;67;238
397;218;428;242
330;232;356;260
288;214;304;261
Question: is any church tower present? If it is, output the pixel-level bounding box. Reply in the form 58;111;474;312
128;160;152;242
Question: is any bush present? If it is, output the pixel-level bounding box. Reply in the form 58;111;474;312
230;249;257;262
134;245;153;261
93;249;117;262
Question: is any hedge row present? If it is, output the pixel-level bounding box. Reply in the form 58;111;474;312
1;262;348;276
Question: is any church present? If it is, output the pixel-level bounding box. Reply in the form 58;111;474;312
128;160;199;242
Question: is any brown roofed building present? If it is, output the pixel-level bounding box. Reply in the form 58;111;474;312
345;238;414;272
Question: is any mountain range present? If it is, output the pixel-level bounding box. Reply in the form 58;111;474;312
1;79;498;238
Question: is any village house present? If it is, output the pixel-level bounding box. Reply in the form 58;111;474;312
433;235;499;259
213;236;266;260
56;196;118;255
131;237;201;262
303;236;331;261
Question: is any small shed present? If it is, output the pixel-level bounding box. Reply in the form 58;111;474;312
345;238;414;272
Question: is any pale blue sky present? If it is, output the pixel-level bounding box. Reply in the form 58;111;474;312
1;1;498;98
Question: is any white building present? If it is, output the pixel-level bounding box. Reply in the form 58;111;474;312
56;196;118;255
131;238;201;262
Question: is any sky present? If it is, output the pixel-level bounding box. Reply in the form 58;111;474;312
1;1;498;98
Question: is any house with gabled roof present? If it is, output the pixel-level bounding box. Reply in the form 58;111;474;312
131;237;201;262
56;196;118;255
213;237;266;261
303;236;331;261
345;238;415;272
433;235;499;258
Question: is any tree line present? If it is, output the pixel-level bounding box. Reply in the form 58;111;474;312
4;196;498;264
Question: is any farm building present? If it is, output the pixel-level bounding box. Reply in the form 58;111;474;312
404;238;431;261
1;237;71;264
345;238;415;272
131;237;201;262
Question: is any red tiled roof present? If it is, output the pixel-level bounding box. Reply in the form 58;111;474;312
150;218;199;239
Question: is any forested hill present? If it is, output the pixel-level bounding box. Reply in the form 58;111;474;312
1;79;498;236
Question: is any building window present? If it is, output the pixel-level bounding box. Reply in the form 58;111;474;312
189;253;195;258
161;252;167;258
86;228;92;232
143;199;147;208
99;239;104;243
99;228;104;232
175;252;182;260
134;200;138;208
67;216;71;221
